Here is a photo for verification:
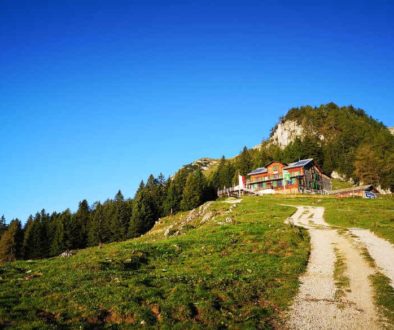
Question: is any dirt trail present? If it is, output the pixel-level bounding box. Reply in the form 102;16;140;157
287;206;382;330
350;228;394;286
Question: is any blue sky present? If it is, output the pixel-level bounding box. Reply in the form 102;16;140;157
1;0;393;222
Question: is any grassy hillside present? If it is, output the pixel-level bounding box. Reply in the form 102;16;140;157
265;103;394;190
0;198;309;329
2;194;393;329
257;195;394;244
323;196;394;243
331;179;355;190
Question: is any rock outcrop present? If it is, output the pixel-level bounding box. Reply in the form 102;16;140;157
270;120;304;149
192;158;218;171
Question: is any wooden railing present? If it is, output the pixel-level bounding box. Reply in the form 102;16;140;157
217;186;256;197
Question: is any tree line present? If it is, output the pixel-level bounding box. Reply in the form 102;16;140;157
0;167;216;262
0;148;259;262
1;103;393;262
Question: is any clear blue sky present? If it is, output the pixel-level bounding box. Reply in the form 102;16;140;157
1;0;393;222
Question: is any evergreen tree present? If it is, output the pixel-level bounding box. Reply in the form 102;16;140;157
145;174;166;218
87;203;107;246
180;169;207;211
22;216;34;259
156;173;168;216
60;210;73;251
0;215;7;238
282;136;323;166
211;156;226;189
39;209;51;258
128;180;158;237
22;212;49;259
114;191;132;240
102;200;116;243
322;143;336;175
253;147;271;169
266;144;282;163
0;219;23;262
49;214;65;256
221;161;236;188
109;191;125;241
237;146;253;176
163;167;194;214
163;180;180;215
73;200;90;249
210;156;236;190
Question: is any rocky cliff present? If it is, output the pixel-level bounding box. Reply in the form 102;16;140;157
269;120;304;149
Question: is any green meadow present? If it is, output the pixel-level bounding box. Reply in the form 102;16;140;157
0;197;309;329
263;195;394;244
1;195;393;329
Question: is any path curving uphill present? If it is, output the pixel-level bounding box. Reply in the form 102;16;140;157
286;206;390;330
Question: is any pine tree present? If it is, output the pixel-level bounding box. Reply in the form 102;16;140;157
22;216;34;259
163;168;193;214
223;161;236;188
0;215;7;238
39;209;51;258
128;180;157;237
102;200;116;243
211;156;226;189
0;219;23;262
180;169;207;211
49;215;65;256
27;210;48;259
114;190;131;240
145;174;164;217
87;203;104;246
22;212;49;259
163;180;179;215
73;200;90;249
60;210;73;251
108;192;124;241
282;138;304;164
237;146;253;176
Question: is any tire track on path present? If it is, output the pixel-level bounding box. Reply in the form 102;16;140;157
286;206;382;330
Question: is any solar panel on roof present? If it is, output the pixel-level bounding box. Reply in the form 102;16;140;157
284;159;313;169
248;167;267;175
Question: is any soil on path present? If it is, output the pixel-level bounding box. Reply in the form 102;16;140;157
286;206;384;330
350;228;394;286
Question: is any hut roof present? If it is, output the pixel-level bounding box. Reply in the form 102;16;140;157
248;167;268;175
283;159;314;170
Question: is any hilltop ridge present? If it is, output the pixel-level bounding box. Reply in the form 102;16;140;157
194;103;394;191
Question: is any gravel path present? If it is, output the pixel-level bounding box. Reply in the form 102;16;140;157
350;228;394;286
287;206;382;330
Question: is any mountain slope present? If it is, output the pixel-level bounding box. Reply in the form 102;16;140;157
202;103;393;193
269;103;394;185
232;103;393;190
2;194;394;329
0;198;309;329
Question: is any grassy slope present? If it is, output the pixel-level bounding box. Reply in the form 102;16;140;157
259;195;394;324
260;195;394;244
323;196;394;243
0;197;309;329
331;179;355;190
